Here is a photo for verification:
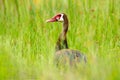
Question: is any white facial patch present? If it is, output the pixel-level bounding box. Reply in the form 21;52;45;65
58;14;64;22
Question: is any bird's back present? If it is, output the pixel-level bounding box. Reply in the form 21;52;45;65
55;49;87;66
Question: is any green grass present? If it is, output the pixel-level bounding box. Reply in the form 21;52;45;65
0;0;120;80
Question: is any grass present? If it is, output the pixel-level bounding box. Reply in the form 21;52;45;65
0;0;120;80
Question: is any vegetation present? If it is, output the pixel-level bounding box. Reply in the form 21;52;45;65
0;0;120;80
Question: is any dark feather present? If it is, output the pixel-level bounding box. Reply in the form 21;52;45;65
55;49;87;66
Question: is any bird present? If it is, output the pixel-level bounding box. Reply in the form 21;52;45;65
46;13;87;66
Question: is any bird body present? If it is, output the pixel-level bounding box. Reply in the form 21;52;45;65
55;49;87;66
46;13;86;66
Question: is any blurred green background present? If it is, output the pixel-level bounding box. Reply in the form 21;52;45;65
0;0;120;80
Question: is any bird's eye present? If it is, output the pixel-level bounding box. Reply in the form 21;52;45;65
56;17;60;20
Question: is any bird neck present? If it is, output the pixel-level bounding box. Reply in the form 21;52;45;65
55;15;69;52
61;19;68;39
61;14;69;40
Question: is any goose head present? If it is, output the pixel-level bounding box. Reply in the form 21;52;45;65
46;13;64;22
